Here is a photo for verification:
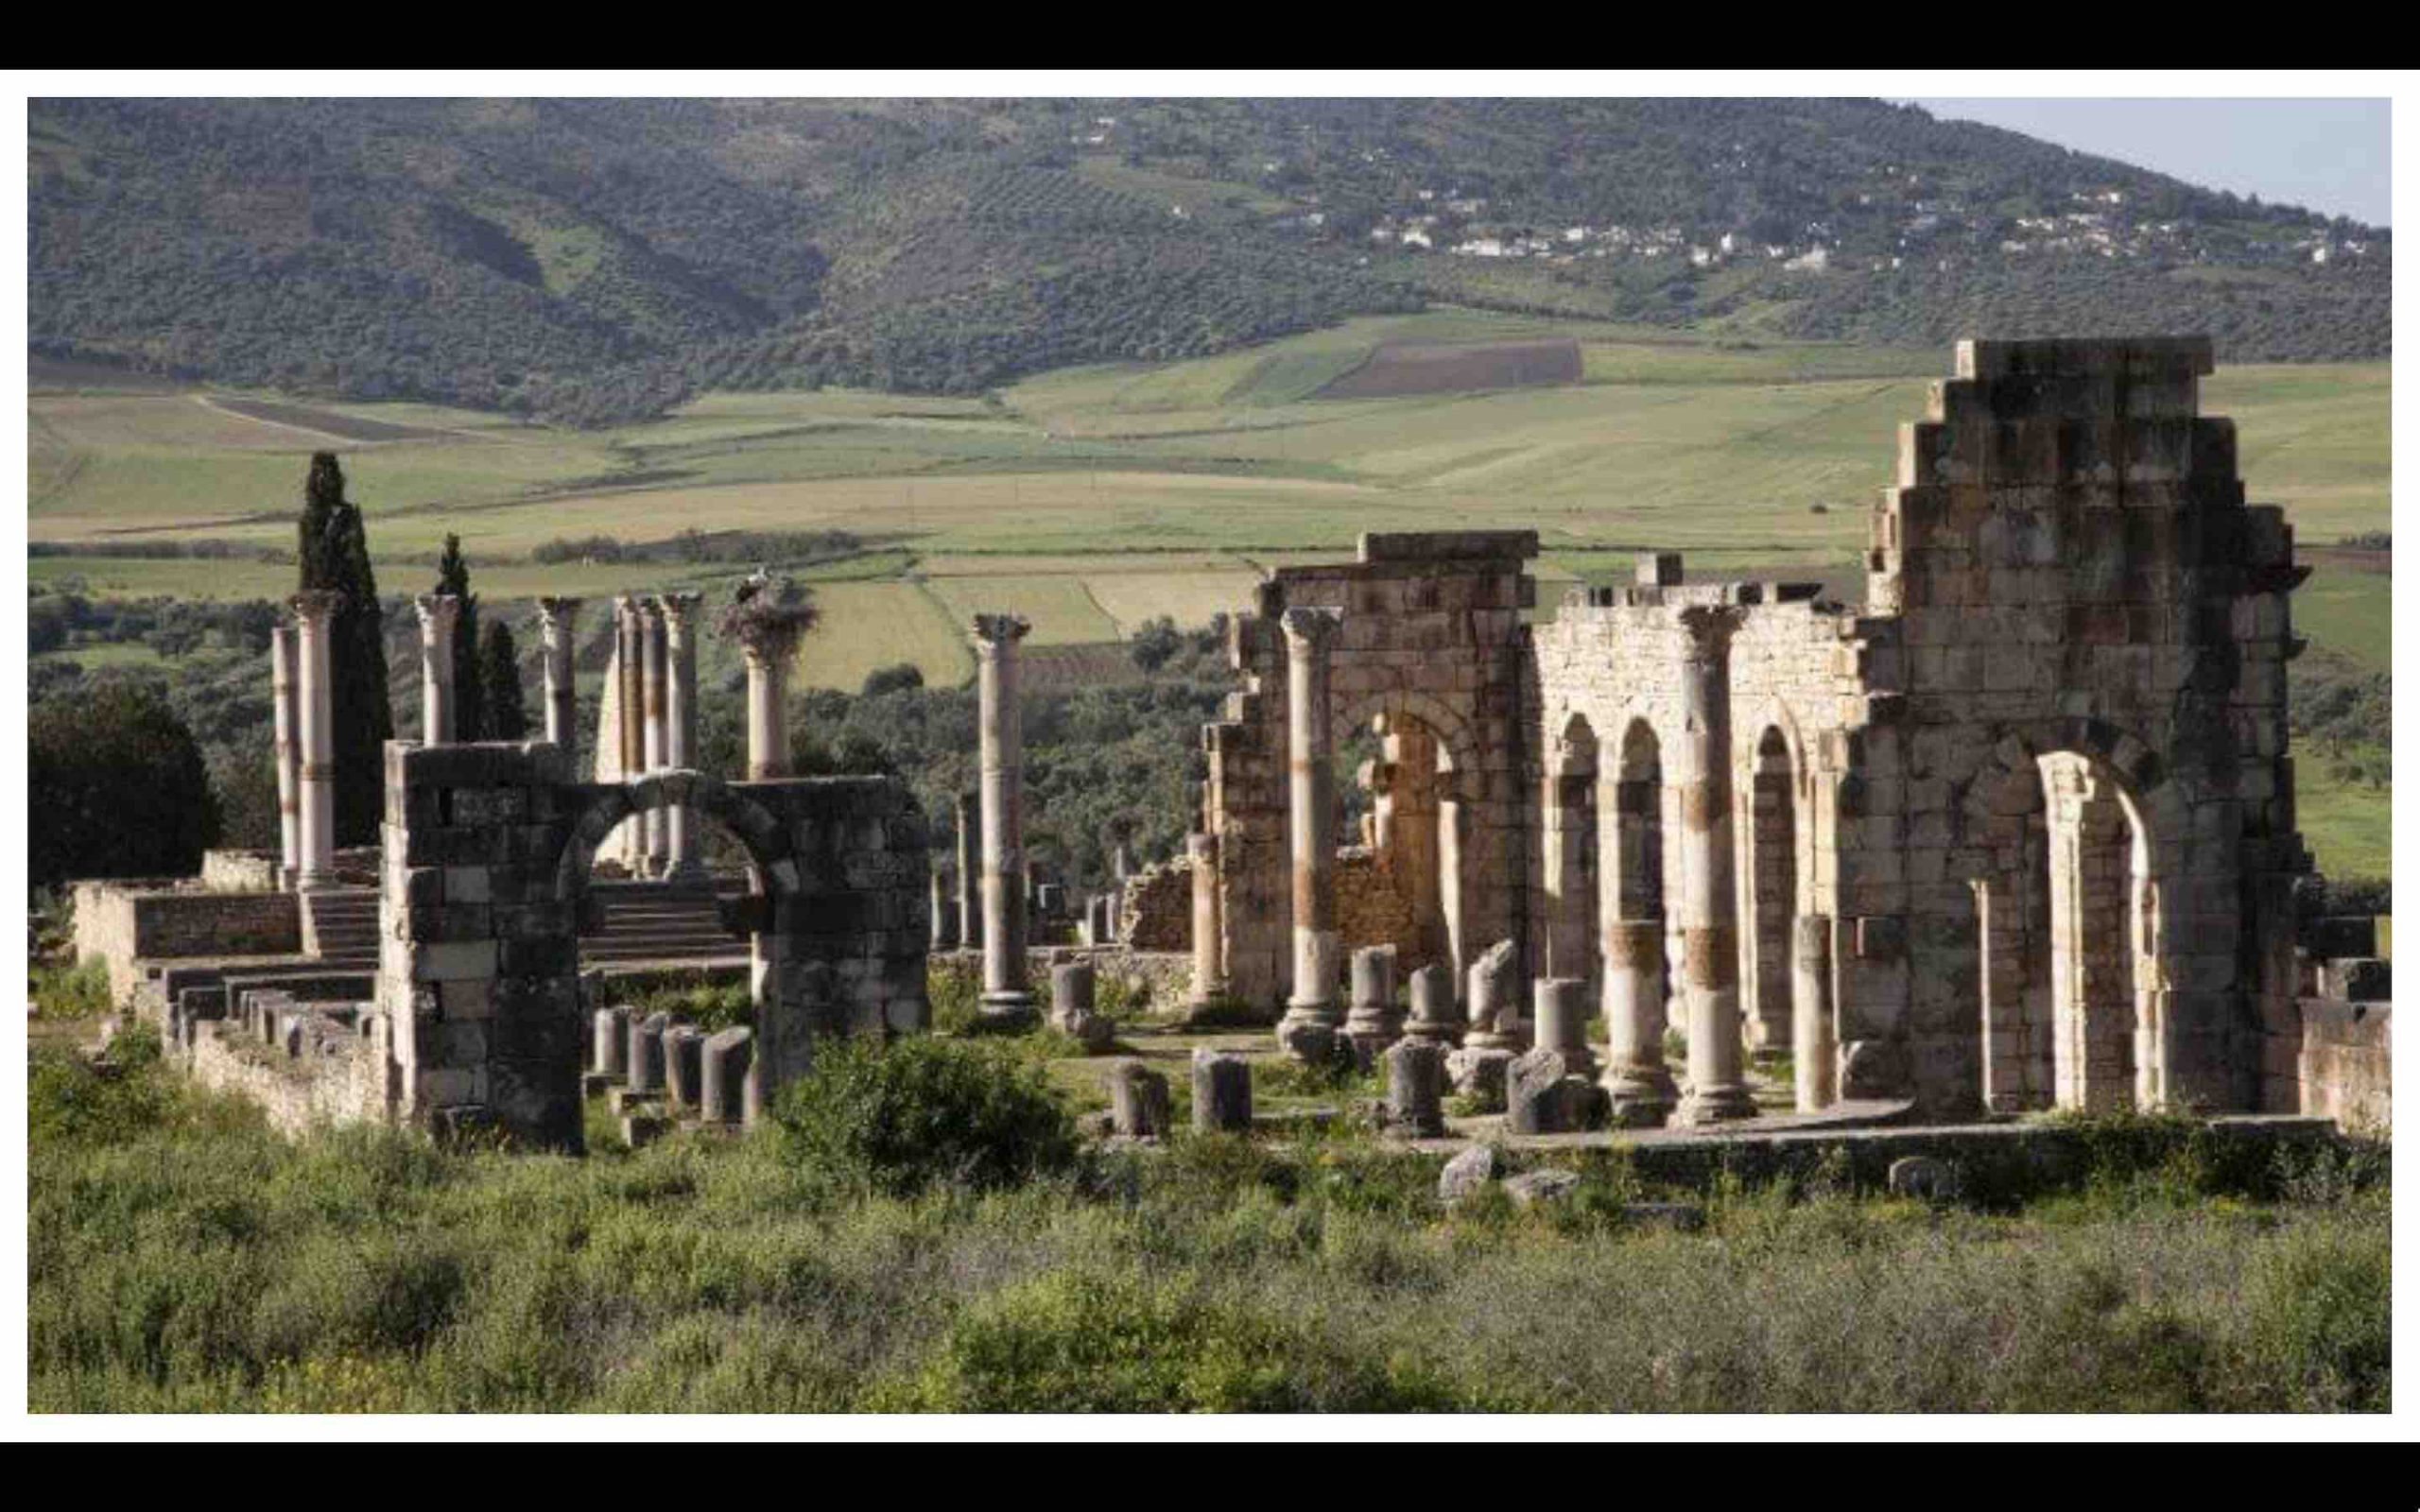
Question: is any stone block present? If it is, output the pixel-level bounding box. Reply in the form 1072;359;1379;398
1381;1038;1446;1138
1505;1050;1599;1135
1191;1048;1253;1134
1504;1169;1582;1207
1106;1058;1172;1138
1445;1045;1514;1112
1437;1143;1504;1206
700;1027;753;1125
664;1024;704;1112
626;1011;670;1094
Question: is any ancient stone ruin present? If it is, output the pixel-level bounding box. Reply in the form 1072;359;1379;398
75;337;2391;1145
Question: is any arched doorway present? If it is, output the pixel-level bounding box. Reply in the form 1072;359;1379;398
2038;750;2158;1112
1963;730;2172;1115
1544;713;1599;985
1741;725;1798;1060
1343;693;1482;988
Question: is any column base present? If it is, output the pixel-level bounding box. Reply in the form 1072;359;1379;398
1674;1081;1760;1126
296;869;340;893
976;992;1038;1031
1342;1006;1406;1051
1275;1003;1342;1062
1463;1028;1523;1054
1601;1064;1677;1127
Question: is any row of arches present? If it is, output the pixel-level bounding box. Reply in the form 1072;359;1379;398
1528;708;2172;1117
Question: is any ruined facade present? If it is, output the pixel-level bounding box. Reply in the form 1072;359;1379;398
78;335;2387;1144
1188;337;2360;1123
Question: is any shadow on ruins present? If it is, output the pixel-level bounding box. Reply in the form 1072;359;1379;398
71;337;2390;1152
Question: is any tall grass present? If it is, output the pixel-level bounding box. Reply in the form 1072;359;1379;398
27;1042;2390;1414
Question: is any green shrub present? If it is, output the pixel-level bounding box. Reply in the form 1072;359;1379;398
29;1045;173;1149
771;1036;1077;1198
926;962;981;1037
32;957;114;1021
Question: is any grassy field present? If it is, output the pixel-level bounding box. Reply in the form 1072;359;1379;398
26;1019;2393;1415
26;313;2391;870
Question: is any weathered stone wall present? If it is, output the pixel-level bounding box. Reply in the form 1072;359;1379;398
1117;854;1195;951
1335;846;1422;964
933;945;1195;1016
183;993;388;1138
200;849;282;892
2260;994;2392;1133
1864;336;2299;1115
378;740;931;1149
1208;533;1536;1009
71;879;305;1000
1528;583;1866;1057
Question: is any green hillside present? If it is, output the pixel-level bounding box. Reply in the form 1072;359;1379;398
31;99;2388;427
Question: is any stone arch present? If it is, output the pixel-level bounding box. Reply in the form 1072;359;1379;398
1335;687;1481;778
1739;723;1800;1058
1336;689;1480;981
1960;723;2177;1113
553;769;798;908
1542;710;1599;982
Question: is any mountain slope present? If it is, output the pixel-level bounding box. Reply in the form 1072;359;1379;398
29;98;2388;424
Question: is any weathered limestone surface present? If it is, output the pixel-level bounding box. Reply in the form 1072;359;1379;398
373;739;928;1149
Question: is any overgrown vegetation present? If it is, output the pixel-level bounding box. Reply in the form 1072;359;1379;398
769;1036;1079;1199
26;1033;2391;1414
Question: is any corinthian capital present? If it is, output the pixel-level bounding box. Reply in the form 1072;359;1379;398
1279;606;1344;652
971;613;1032;650
1674;603;1747;660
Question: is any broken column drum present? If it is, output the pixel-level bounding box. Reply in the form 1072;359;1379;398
534;596;581;751
413;593;461;747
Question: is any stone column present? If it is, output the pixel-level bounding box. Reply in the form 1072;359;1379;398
658;593;704;881
1278;607;1344;1036
1186;832;1225;1006
614;596;647;776
413;593;461;746
954;789;983;949
1674;605;1756;1125
973;614;1035;1022
612;595;647;871
534;597;581;751
639;598;670;874
269;621;302;888
287;591;341;891
1793;912;1839;1112
737;615;803;782
1599;918;1675;1125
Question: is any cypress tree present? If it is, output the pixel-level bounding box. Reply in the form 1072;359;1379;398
480;619;529;740
434;534;486;740
296;453;393;847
